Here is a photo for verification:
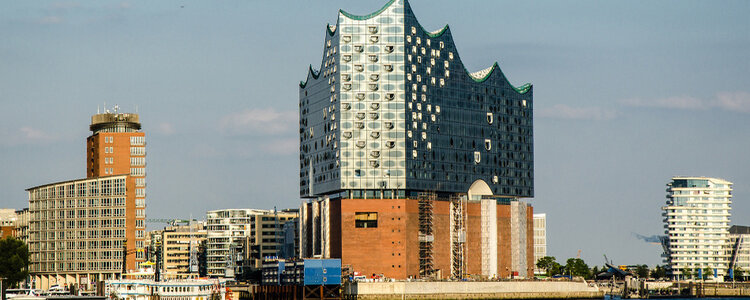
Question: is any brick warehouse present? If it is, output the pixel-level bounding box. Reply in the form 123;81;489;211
298;0;535;279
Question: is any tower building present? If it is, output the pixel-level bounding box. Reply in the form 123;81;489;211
299;0;535;279
27;108;146;290
663;177;732;281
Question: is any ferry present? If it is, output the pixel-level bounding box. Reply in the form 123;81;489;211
102;279;229;300
103;262;230;300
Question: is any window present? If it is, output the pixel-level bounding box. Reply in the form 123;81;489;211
355;212;378;228
130;136;145;145
130;147;146;156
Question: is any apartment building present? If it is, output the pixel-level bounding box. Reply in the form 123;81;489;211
533;213;547;275
663;177;732;281
206;209;298;277
26;108;146;290
161;222;207;279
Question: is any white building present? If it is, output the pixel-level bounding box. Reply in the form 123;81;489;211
729;225;750;278
533;213;547;275
205;209;297;277
663;177;732;281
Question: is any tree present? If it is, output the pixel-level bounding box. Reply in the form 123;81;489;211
651;265;667;279
536;256;557;277
198;240;208;277
734;267;744;281
0;237;29;296
635;264;649;278
550;262;563;276
703;267;713;280
564;258;590;278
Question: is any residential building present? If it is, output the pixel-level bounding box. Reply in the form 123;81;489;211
533;213;547;275
14;208;30;243
729;225;750;276
206;209;299;277
298;0;535;279
26;108;146;290
663;177;732;281
161;221;206;279
0;208;17;238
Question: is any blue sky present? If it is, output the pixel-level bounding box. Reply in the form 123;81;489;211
1;0;749;267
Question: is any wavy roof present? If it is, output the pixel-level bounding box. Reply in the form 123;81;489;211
300;0;532;95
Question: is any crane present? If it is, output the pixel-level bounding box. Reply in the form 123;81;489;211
146;218;197;226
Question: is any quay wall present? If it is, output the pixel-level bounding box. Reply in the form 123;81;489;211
347;281;604;299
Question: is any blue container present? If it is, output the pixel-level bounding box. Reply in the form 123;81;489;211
303;259;341;285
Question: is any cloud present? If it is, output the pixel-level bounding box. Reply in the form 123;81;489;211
20;127;52;140
219;108;297;136
621;91;750;114
714;91;750;113
620;96;705;110
155;122;175;135
537;104;616;121
259;138;299;156
0;127;58;146
38;16;64;24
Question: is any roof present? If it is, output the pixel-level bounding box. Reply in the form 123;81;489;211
26;174;130;191
730;225;750;235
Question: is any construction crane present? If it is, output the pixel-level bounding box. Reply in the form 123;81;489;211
146;218;197;226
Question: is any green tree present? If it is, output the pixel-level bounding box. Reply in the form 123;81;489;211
564;258;590;278
536;256;557;277
0;237;29;296
734;267;744;281
635;264;649;278
703;267;713;280
651;265;667;279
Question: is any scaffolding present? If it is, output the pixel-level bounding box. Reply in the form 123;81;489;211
450;194;467;279
418;192;435;278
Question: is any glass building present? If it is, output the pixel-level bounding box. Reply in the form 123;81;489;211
299;0;533;200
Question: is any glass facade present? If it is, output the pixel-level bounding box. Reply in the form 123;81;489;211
300;0;533;198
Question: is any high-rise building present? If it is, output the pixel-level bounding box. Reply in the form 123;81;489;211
533;213;547;275
205;209;298;277
663;177;732;281
299;0;535;279
26;108;146;290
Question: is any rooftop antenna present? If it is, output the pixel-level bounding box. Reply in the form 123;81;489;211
98;105;100;114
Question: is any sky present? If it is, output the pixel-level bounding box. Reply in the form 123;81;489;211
1;0;749;268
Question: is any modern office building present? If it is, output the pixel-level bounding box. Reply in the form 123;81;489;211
729;225;750;277
533;213;547;275
299;0;534;279
663;177;732;281
206;209;299;277
26;108;146;290
161;222;206;279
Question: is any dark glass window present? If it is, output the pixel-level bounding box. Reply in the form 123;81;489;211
355;212;378;228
